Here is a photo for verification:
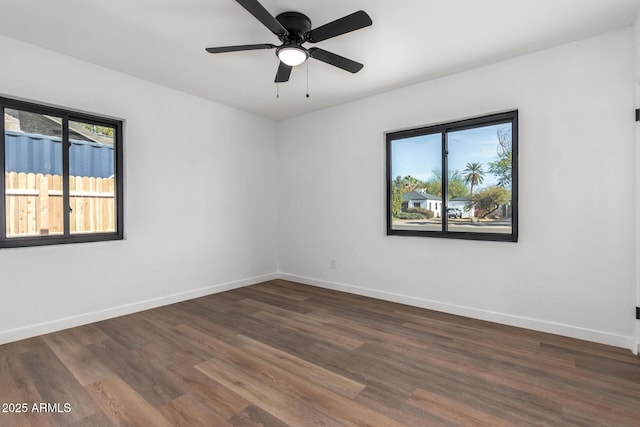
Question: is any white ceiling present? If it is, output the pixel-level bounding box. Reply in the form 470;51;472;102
0;0;638;120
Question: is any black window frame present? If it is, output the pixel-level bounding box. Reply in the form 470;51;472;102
0;96;124;248
386;110;518;242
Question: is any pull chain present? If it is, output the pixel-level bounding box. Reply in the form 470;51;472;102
276;81;279;99
306;60;310;98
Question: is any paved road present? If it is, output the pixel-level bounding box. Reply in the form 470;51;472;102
392;219;512;234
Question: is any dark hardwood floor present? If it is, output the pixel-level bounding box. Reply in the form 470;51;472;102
1;279;639;426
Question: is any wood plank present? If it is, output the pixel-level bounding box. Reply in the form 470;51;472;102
69;176;76;233
92;316;153;350
404;333;640;409
50;174;62;234
306;308;433;351
227;404;289;427
159;394;233;427
6;172;17;236
42;330;113;386
95;177;102;231
402;320;576;370
354;392;452;427
19;339;101;424
85;375;173;427
67;412;114;427
38;173;49;234
167;365;249;420
0;345;58;427
192;327;406;427
195;357;344;427
408;387;516;426
137;340;205;370
17;172;27;235
247;281;311;301
82;176;91;231
250;309;364;350
89;176;96;231
26;172;37;235
68;324;109;346
234;333;366;399
87;339;184;407
231;286;313;314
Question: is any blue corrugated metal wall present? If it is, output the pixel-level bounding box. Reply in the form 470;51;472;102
4;131;114;178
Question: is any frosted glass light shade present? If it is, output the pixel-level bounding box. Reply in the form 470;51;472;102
277;47;308;66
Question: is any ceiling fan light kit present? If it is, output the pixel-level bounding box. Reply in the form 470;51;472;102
277;45;308;67
206;0;372;83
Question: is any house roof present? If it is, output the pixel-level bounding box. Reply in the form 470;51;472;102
402;190;440;202
450;196;469;201
3;112;114;146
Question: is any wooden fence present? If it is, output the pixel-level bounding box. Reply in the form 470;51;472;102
5;172;115;237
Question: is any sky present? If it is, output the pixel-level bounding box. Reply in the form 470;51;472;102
391;123;511;189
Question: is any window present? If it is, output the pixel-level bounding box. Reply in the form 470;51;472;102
386;111;518;242
1;97;123;247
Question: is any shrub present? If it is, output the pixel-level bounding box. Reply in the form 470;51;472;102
391;187;403;217
467;186;511;218
407;207;435;219
395;212;426;220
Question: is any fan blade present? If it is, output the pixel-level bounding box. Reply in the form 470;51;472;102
308;48;363;73
206;44;276;54
236;0;288;36
275;62;292;82
306;10;372;43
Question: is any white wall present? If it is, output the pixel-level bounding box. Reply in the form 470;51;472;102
278;28;636;349
0;35;279;344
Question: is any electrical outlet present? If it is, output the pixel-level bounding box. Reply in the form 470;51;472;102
330;258;336;269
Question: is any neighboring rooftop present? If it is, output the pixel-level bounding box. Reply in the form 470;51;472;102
402;189;440;202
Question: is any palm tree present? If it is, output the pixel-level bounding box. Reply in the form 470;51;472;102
463;162;485;196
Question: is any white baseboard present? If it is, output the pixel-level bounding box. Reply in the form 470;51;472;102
0;272;278;345
279;272;635;352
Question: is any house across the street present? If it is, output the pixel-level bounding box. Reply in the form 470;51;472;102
402;189;442;216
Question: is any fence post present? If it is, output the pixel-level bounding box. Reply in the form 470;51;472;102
39;173;49;235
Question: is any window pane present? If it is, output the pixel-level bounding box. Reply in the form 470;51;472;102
390;133;443;232
4;108;63;237
447;123;513;234
68;120;116;234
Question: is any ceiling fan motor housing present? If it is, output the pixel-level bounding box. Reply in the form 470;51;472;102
276;12;311;43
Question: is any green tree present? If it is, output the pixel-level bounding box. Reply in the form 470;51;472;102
391;185;403;217
423;178;442;198
393;175;422;193
488;126;512;188
81;124;114;137
423;169;469;199
467;186;511;218
463;162;485;196
447;169;470;199
391;175;423;217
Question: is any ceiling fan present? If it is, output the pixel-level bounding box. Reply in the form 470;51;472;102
206;0;372;83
